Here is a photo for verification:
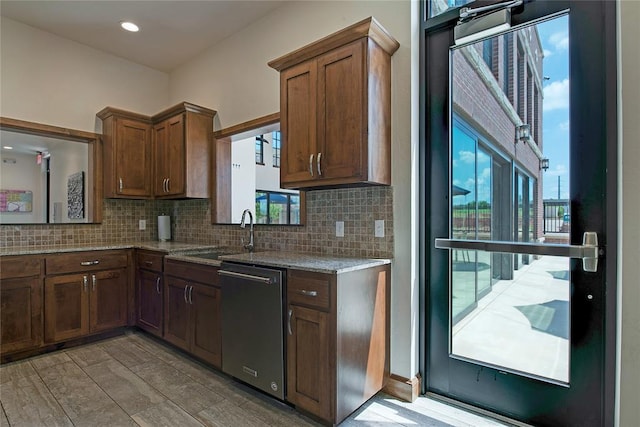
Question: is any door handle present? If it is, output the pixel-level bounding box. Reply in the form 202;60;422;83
92;274;96;292
435;231;600;272
156;276;161;294
317;152;322;176
287;308;293;335
83;275;88;292
309;154;315;177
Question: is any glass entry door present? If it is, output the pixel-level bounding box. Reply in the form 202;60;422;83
424;1;617;425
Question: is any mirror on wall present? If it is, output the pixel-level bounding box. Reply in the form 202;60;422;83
212;114;303;225
0;118;102;224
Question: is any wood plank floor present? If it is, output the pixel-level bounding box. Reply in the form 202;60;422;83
0;331;512;426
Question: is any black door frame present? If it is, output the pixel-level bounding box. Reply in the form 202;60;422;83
418;0;618;424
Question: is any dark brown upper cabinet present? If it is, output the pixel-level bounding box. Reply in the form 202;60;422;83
97;102;216;199
268;17;399;189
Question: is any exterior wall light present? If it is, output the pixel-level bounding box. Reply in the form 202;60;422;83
540;158;550;171
515;123;530;143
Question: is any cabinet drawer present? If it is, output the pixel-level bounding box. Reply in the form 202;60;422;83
287;270;331;311
46;250;128;275
136;250;164;272
164;259;219;286
0;255;42;279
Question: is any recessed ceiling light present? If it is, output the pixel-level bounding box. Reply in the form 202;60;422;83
3;146;13;150
120;21;139;32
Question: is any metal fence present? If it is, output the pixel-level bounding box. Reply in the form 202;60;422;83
543;199;570;233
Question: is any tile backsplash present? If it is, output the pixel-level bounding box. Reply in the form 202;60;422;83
0;187;393;259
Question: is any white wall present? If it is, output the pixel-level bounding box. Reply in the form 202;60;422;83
618;1;640;425
48;142;88;223
231;136;257;222
170;0;417;380
0;17;169;132
0;151;44;223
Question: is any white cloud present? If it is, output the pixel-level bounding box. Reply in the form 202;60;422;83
543;48;553;58
549;31;569;52
481;167;491;179
543;79;569;111
458;150;475;164
559;120;570;131
545;164;568;177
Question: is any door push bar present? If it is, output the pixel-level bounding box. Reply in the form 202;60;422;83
435;232;599;273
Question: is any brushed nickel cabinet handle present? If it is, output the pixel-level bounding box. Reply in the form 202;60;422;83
188;285;193;305
309;154;315;177
119;177;123;192
298;289;318;297
92;274;96;292
80;260;99;266
144;261;153;267
287;308;293;335
183;285;188;303
156;277;161;294
317;152;322;176
167;178;171;193
83;275;88;292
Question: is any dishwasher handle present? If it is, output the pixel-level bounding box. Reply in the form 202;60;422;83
218;269;274;285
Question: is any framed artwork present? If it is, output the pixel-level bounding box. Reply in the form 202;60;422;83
0;189;33;212
67;171;84;219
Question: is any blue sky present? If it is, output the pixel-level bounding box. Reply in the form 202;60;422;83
537;15;570;199
451;14;570;204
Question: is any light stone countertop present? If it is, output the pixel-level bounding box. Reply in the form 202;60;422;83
217;251;391;274
1;243;391;274
0;241;225;256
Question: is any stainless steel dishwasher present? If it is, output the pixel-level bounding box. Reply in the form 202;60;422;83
218;262;285;400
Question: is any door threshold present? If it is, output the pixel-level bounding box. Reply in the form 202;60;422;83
425;392;532;427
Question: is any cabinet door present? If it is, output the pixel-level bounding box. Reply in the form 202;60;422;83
155;115;185;197
164;277;190;351
115;118;152;197
89;269;128;333
280;60;318;186
287;304;331;421
44;274;89;343
316;40;365;182
189;283;221;367
137;269;163;337
0;277;42;354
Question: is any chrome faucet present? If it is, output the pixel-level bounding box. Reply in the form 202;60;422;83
240;209;254;252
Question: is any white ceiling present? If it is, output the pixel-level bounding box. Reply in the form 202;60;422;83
0;0;285;72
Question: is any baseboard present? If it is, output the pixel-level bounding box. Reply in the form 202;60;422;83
383;373;421;402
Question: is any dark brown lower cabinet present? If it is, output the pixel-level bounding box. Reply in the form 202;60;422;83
164;260;221;368
0;255;43;356
137;269;163;337
286;264;390;425
44;268;128;343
